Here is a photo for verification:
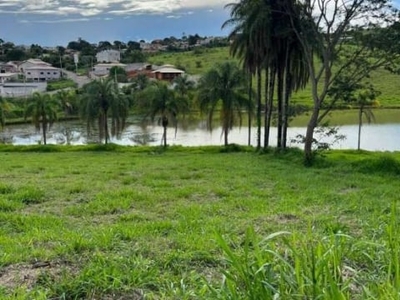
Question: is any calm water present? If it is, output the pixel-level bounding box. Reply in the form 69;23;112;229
1;116;400;151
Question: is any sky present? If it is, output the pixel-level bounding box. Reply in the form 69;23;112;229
0;0;234;47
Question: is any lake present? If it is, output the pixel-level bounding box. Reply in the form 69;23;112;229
1;109;399;151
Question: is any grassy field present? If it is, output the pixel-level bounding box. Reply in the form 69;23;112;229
148;47;400;108
0;146;400;299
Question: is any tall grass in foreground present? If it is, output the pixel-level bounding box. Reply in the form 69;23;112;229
211;202;400;299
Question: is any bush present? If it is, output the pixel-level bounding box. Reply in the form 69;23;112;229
46;79;77;92
353;155;400;176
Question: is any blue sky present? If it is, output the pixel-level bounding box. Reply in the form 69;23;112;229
0;0;233;46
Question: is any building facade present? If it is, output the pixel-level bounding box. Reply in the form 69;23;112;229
25;66;61;81
96;50;121;63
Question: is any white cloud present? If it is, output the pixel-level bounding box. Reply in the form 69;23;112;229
19;17;91;23
0;0;233;16
166;15;181;19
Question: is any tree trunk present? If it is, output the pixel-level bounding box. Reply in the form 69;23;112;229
283;61;292;149
224;126;229;146
265;67;275;149
162;116;168;147
358;106;363;150
304;106;320;165
248;74;253;146
42;121;47;145
163;125;167;147
277;66;284;149
104;111;109;144
263;68;269;149
256;68;262;149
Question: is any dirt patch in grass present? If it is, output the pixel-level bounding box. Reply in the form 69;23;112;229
0;259;78;291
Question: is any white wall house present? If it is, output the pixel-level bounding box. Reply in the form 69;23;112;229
96;50;121;63
25;66;61;81
17;59;61;81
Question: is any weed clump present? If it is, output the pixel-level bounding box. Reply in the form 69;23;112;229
13;186;45;204
353;155;400;176
0;183;14;194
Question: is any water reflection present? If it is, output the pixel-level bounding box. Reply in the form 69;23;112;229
0;119;399;151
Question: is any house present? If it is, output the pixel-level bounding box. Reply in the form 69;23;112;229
1;62;19;73
92;63;127;76
126;63;158;80
0;73;19;84
24;66;61;81
96;50;121;63
152;65;185;82
16;59;61;81
18;59;51;72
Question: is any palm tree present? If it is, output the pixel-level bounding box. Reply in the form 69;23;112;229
138;81;188;147
80;78;129;144
223;0;268;149
356;90;379;150
25;93;59;145
224;0;309;150
198;61;251;146
173;75;195;98
53;89;79;145
54;89;77;117
133;74;150;91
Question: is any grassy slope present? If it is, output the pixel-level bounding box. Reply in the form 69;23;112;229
0;146;399;298
148;47;400;108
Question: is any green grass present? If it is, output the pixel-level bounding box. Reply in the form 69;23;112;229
149;47;400;108
46;79;77;92
0;146;399;298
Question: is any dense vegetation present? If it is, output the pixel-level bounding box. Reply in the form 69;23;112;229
0;147;399;299
149;47;400;108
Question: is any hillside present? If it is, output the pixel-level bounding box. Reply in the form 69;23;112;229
148;47;400;108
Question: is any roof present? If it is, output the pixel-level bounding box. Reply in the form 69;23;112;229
24;66;60;70
97;49;120;54
95;63;126;67
152;67;185;74
23;59;51;66
0;73;19;78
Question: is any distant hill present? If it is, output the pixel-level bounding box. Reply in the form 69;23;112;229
148;47;400;108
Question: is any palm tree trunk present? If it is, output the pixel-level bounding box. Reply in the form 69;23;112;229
42;120;47;145
248;73;253;146
256;68;262;149
104;111;109;144
265;67;275;149
163;125;167;147
277;66;284;149
224;126;229;146
358;106;363;150
263;68;269;149
283;48;292;149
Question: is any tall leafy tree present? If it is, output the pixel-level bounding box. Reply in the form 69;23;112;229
198;61;251;146
173;75;195;98
25;93;59;145
80;78;129;144
138;81;189;147
285;0;399;163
